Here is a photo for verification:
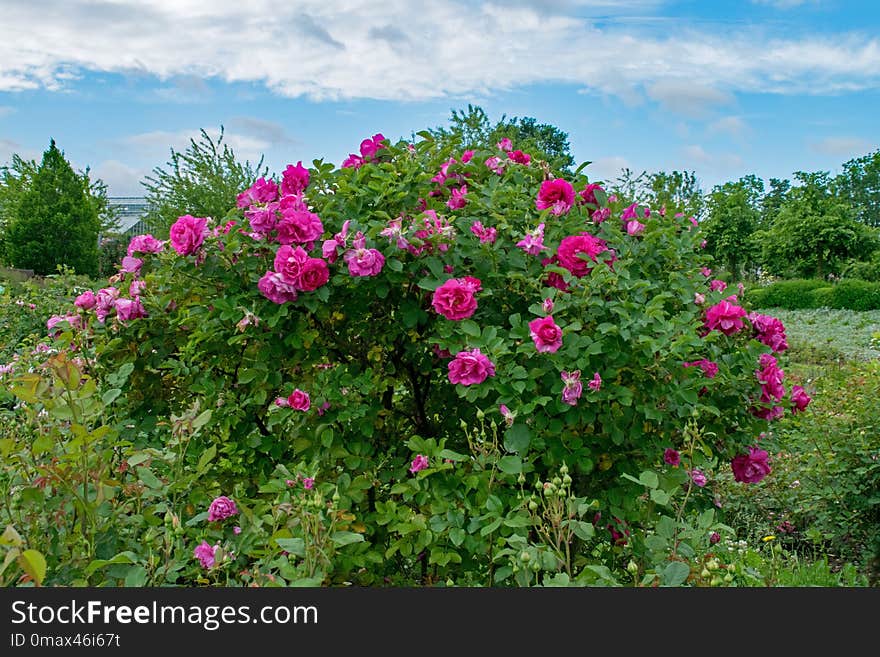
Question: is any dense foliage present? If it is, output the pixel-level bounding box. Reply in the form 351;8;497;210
1;129;819;588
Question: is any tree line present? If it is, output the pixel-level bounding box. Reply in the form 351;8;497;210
1;107;878;283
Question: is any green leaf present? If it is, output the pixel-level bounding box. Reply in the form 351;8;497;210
136;466;164;490
275;538;305;557
650;488;671;505
101;388;122;405
503;424;531;454
459;320;481;337
85;551;138;576
660;561;690;587
19;549;47;585
330;531;365;547
124;565;148;587
498;455;522;475
639;471;659;489
192;409;212;430
196;444;217;474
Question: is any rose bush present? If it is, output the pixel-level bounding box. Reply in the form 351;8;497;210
2;130;810;586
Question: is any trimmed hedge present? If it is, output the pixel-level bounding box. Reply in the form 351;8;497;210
749;278;880;311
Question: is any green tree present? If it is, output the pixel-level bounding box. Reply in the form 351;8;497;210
646;170;705;220
758;171;877;279
701;175;764;280
3;140;104;276
141;127;268;236
836;149;880;227
428;104;575;172
760;177;790;226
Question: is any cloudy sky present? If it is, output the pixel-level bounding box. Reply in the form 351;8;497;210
1;0;878;196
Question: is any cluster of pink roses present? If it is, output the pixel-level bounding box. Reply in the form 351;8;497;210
342;133;387;169
258;245;329;304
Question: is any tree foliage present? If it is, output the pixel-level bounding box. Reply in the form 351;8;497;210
141;127;268;237
609;168;705;220
701;176;764;280
836;149;880;227
428;104;575;172
2;140;106;276
757;171;877;279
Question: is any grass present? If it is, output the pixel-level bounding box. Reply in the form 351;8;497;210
754;307;880;363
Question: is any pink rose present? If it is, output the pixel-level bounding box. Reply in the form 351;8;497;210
447;349;495;386
561;370;582;406
625;219;645;236
690;469;708;487
431;277;480;321
730;446;772;484
556;233;609;278
127;233;165;256
281;162;310;196
410;454;429;474
709;279;727;292
95;287;119;324
276;209;324;247
245;204;280;234
297;257;330;292
790;385;811;413
120;255;143;275
342;153;364;169
703;299;747;336
258;270;298;304
303;477;315;490
588;372;602;391
507;149;531;165
274;245;309;283
169;215;208;256
461;150;474;163
236;177;278;208
115;297;147;324
74;290;96;310
193;540;218;569
579;183;604;206
496;137;513;152
288;389;311;411
749;313;789;352
345;245;385;277
664;448;680;466
359;133;386;160
446;185;468;210
528;316;563;353
536;178;575;216
207;495;238;521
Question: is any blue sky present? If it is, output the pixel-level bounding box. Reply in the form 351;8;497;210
0;0;878;197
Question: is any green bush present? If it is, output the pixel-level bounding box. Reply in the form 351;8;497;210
843;255;880;282
747;279;828;309
809;287;835;308
829;280;880;311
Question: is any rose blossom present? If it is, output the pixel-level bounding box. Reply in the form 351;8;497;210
690;469;708;487
470;221;497;244
207;495;238;521
496;137;513;152
709;279;728;292
432;277;480;321
790;385;812;413
193;541;218;569
730;446;772;484
683;359;719;378
588;372;602;391
127;233;165;256
448;349;495;386
258;270;298;304
115;297;147;324
499;404;516;427
236;177;278;208
446;185;468;210
169;215;208;256
536;178;575;216
344;233;385;277
703;298;747;336
749;313;789;352
517;223;548;256
484;156;504;175
560;370;582;406
74;290;96;310
410;454;429;474
625;219;645;236
276;209;324;247
579;183;604;206
281;161;310;196
528;316;563;353
664;448;681;466
303;477;315;489
288;389;311;411
359;133;386;160
556;233;609;277
95;287;120;324
507;149;531;165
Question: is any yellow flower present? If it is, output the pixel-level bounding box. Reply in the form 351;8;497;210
762;535;776;542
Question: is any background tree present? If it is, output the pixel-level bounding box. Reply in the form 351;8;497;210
760;177;790;227
836;149;880;227
701;175;764;280
757;171;877;279
2;140;106;276
646;169;705;220
142;127;268;236
428;104;575;172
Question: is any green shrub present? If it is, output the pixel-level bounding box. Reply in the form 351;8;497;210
828;280;880;311
843;255;880;282
748;279;827;310
809;287;834;308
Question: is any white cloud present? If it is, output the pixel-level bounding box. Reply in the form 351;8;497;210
0;1;876;103
647;81;733;118
90;159;149;197
682;144;743;170
584;155;631;183
809;136;877;157
121;127;270;163
708;116;749;137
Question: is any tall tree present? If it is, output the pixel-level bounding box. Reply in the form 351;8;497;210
142;127;268;236
428;104;575;172
646;170;705;220
758;171;877;279
760;177;790;227
3;140;104;276
701;176;764;280
836;149;880;227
